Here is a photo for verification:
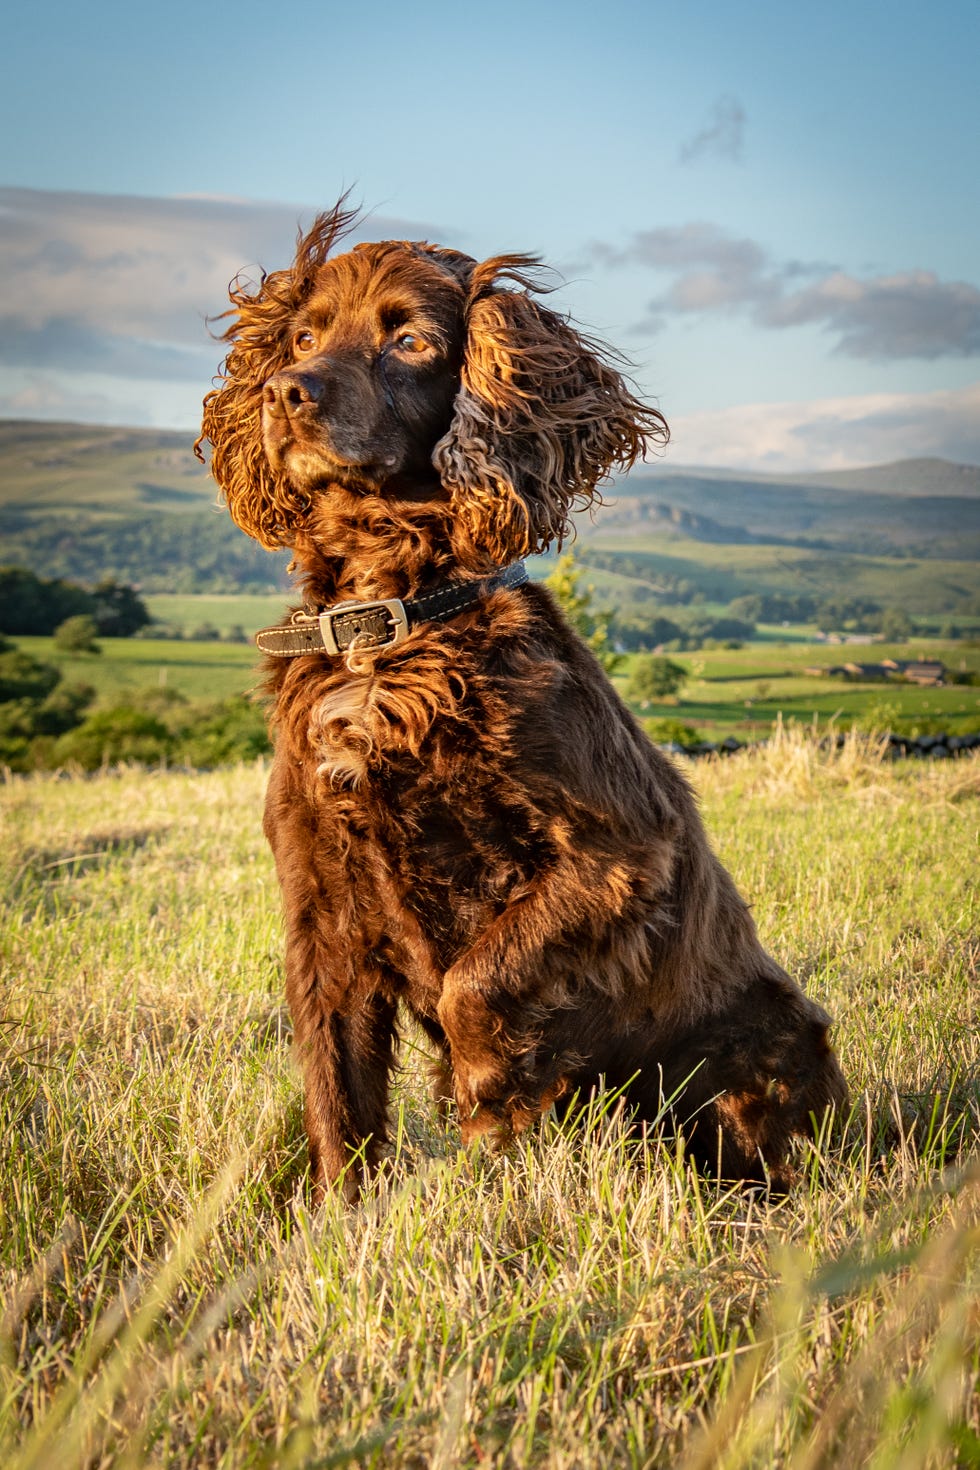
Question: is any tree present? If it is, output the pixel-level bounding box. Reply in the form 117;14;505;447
815;596;881;634
609;612;684;652
626;654;687;706
545;552;622;674
51;707;174;770
175;696;272;766
54;615;101;654
91;578;151;636
0;644;95;770
0;567;149;637
0;567;91;635
0;646;61;703
878;607;913;642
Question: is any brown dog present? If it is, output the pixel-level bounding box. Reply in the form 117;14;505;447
198;201;846;1200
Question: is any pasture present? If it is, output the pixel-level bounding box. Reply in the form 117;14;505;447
14;635;260;705
1;732;977;1467
651;641;980;740
19;623;980;741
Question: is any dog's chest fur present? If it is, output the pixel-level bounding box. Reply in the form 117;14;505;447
265;597;563;980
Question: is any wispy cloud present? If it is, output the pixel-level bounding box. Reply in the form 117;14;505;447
588;222;980;360
678;96;746;165
663;381;980;472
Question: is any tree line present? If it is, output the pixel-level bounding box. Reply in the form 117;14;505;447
0;567;151;637
0;511;290;593
0;635;270;773
0;568;269;772
569;554;939;648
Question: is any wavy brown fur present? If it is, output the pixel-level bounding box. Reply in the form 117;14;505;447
198;203;846;1203
435;257;665;562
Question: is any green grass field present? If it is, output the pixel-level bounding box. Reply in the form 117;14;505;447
16;635;261;704
16;628;980;740
627;639;980;739
1;735;977;1467
146;593;292;637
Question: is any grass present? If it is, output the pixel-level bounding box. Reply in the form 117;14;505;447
15;635;260;704
1;731;978;1466
146;594;292;638
16;627;980;739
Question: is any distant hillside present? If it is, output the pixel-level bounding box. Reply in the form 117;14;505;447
0;420;289;592
666;456;980;499
0;420;978;603
776;457;980;498
0;420;212;515
618;458;980;559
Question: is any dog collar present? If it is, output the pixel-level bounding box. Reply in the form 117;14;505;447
255;561;528;658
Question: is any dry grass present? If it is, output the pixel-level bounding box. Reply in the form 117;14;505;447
0;739;977;1467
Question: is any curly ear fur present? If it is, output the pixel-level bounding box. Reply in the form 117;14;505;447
195;198;361;548
434;257;669;564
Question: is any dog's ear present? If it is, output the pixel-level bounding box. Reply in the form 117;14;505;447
195;198;360;549
434;257;668;565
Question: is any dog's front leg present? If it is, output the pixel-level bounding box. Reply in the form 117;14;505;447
437;840;670;1143
285;931;397;1203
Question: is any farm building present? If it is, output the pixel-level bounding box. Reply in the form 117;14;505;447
803;659;946;685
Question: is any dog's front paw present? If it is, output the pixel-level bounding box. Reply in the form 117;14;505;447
437;982;569;1145
437;981;518;1138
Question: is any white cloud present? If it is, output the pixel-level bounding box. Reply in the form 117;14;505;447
602;223;980;360
662;381;980;473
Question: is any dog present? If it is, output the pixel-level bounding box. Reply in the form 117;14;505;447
197;200;847;1200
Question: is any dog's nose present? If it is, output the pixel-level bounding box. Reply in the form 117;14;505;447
263;370;325;418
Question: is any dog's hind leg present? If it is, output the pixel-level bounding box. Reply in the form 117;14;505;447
642;968;848;1186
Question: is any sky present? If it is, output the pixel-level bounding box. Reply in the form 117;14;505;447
1;0;978;472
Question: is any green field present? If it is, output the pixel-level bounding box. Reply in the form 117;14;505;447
17;628;979;739
16;635;260;704
1;739;977;1466
146;592;293;637
624;638;980;739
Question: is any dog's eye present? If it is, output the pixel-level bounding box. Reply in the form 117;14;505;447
294;330;315;354
395;332;428;354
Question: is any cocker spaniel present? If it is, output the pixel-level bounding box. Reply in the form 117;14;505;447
197;200;846;1201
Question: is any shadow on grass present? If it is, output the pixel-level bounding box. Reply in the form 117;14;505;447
5;825;171;918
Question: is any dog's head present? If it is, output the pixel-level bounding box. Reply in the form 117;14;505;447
198;200;668;563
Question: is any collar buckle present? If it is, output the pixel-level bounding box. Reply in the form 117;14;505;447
318;598;409;656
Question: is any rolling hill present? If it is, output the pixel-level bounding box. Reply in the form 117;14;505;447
0;420;978;607
616;464;980;558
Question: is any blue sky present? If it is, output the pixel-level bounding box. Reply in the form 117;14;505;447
1;0;978;470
